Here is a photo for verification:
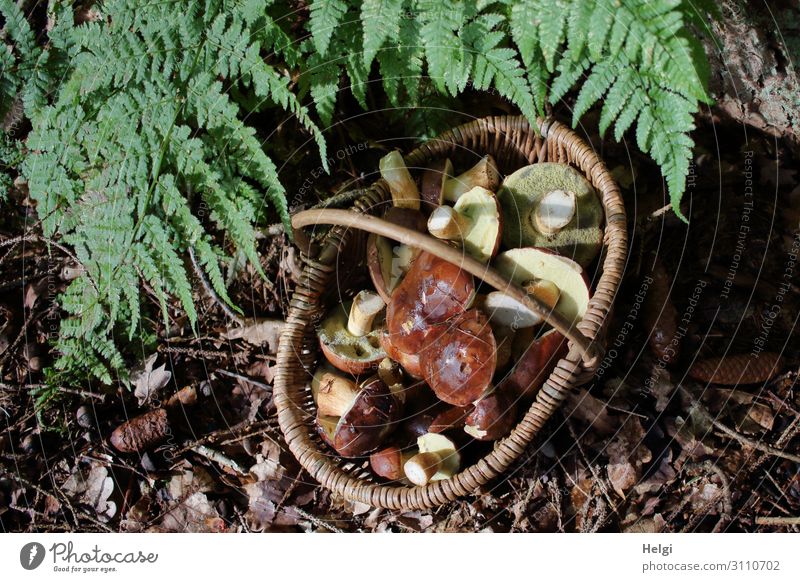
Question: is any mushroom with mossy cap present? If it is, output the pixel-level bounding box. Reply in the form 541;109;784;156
385;251;475;354
313;374;401;458
419;309;497;407
403;433;461;486
493;248;590;327
379;150;420;210
497;162;604;265
318;291;387;374
420;158;454;211
427;186;502;263
367;206;427;303
464;389;517;441
441;155;501;203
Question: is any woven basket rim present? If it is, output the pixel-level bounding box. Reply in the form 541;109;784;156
274;115;628;510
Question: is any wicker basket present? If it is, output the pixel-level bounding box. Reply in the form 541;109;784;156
275;115;627;510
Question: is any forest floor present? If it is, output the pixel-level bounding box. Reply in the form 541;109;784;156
1;95;799;532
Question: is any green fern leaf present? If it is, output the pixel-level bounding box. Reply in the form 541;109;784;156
309;0;348;56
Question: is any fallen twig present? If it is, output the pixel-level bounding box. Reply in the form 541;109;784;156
679;385;800;464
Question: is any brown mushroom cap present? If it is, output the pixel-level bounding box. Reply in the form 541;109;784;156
367;207;427;303
332;375;401;457
318;299;386;374
420;158;453;212
370;445;409;480
379;330;424;379
502;328;568;400
464;390;517;441
420;309;497;406
385;251;474;354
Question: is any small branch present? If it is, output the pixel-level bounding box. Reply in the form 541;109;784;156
0;382;105;401
190;444;248;476
755;516;800;526
679;385;800;463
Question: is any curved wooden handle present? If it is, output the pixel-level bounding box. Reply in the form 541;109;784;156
292;208;600;367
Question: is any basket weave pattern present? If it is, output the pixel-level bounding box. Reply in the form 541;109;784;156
275;116;627;509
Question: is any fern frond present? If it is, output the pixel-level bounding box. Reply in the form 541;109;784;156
309;0;348;56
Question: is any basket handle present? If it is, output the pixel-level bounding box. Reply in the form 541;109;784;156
292;208;601;368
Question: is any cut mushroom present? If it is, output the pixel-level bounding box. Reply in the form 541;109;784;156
494;248;590;327
367;207;427;303
379;150;420;210
419;309;497;407
427;186;502;262
464;389;517;441
420;158;453;211
498;162;603;265
314;374;402;458
314;372;362;418
318;295;386;374
534;189;576;234
385;251;474;354
503;328;568;400
484;277;561;330
442;155;501;203
403;433;461;485
370;445;413;481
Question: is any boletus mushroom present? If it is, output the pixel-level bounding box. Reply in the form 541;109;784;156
403;433;461;486
464;389;517;441
420;158;454;211
367;207;427;303
497;162;604;265
314;373;401;458
484;277;561;330
318;291;386;374
441;155;501;203
385;251;474;355
427;186;502;263
370;445;413;481
493;248;591;327
419;309;497;407
379;330;424;379
379;150;420;210
503;328;568;400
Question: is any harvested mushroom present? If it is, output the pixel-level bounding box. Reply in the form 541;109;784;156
380;330;424;379
403;433;461;485
427;186;502;262
370;445;413;481
494;248;590;327
379;150;420;210
420;158;454;211
318;291;386;374
367;207;427;303
484;277;561;330
313;373;401;457
498;162;603;265
464;389;517;441
419;309;496;407
385;251;474;354
503;328;567;400
442;155;501;203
